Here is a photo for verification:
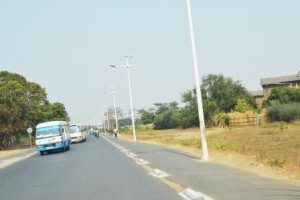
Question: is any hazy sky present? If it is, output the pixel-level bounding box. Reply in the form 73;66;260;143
1;0;299;124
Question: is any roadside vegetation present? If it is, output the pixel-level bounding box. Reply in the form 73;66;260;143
0;71;69;150
119;75;300;181
120;122;300;181
2;70;300;181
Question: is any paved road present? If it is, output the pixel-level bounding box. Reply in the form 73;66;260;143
0;136;180;200
102;135;300;200
0;135;300;200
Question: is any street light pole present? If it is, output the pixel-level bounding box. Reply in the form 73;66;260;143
110;54;136;141
186;0;209;160
104;86;119;137
105;103;110;131
102;110;107;134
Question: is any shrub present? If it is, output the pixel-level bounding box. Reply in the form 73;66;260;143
153;110;181;130
267;103;300;122
215;112;229;127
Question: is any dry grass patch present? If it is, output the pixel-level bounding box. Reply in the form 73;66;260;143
121;122;300;181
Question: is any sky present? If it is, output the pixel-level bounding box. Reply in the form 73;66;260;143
1;0;299;124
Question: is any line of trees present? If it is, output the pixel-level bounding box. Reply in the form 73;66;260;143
0;71;69;149
138;74;255;129
137;74;300;130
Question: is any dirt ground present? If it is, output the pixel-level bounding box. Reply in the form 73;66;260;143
0;149;29;157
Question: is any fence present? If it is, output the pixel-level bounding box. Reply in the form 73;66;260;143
229;113;267;128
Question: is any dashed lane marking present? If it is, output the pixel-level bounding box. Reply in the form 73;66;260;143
149;168;169;178
136;158;149;165
178;188;214;200
102;135;213;200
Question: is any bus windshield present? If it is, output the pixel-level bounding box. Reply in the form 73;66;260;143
68;126;80;133
36;126;61;137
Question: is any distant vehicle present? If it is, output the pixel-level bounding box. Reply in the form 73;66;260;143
35;121;71;155
68;124;87;143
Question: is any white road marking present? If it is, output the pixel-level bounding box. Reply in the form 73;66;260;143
121;148;129;153
136;158;149;165
149;168;169;178
178;188;213;200
127;152;137;158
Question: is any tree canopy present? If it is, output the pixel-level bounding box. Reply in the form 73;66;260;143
181;74;254;127
0;71;69;149
263;86;300;107
201;74;254;112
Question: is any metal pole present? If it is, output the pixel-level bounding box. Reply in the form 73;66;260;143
186;0;209;160
124;55;136;141
105;103;110;131
29;133;32;148
99;114;103;134
103;110;107;134
111;88;119;136
27;127;33;148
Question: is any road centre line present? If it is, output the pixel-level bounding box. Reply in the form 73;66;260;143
136;158;149;165
127;152;138;158
178;188;214;200
149;168;169;178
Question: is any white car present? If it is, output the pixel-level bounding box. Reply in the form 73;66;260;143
68;125;87;143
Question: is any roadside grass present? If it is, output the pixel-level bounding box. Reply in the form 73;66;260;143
120;122;300;180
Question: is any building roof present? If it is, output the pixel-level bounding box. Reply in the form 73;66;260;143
250;90;264;97
260;71;300;86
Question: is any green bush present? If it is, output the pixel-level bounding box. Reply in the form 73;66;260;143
153;110;181;130
267;103;300;122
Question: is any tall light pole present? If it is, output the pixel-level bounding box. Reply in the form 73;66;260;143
186;0;209;160
102;109;107;134
105;103;110;131
104;86;119;137
110;54;136;141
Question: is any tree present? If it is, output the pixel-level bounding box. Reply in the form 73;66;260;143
234;98;253;113
41;102;70;122
181;89;199;128
153;109;181;130
201;74;254;112
0;71;51;149
181;74;254;127
118;118;132;127
137;109;155;125
152;101;181;129
263;86;300;107
153;103;169;114
0;71;69;149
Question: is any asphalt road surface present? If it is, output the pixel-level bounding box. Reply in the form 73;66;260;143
0;135;299;200
0;136;181;200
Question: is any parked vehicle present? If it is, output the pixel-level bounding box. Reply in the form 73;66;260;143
68;124;87;143
35;121;71;155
